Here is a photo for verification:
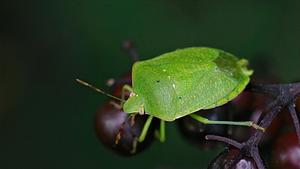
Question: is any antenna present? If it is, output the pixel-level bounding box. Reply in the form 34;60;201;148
76;79;125;102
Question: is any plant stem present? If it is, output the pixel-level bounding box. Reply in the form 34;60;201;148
207;82;300;169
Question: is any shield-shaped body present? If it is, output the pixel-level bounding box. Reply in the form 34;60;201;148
124;47;252;121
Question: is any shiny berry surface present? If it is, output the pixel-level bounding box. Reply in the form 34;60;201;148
272;132;300;169
95;101;155;156
208;148;258;169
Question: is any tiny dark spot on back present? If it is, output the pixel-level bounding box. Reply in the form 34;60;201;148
156;80;160;83
178;96;182;99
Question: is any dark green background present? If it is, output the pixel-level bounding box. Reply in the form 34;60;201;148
1;0;300;169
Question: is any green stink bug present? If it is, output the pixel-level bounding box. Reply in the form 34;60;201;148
77;47;263;147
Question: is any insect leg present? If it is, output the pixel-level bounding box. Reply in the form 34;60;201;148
189;114;265;132
138;115;153;142
115;113;137;145
154;120;166;142
130;137;138;154
121;84;133;101
159;120;165;142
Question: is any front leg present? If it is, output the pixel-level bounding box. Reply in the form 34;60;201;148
109;85;133;109
138;104;145;115
138;115;153;142
121;84;133;101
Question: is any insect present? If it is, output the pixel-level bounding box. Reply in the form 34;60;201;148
77;47;264;145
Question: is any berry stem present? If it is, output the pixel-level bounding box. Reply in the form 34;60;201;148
207;82;300;169
288;104;300;144
251;147;265;169
205;135;242;149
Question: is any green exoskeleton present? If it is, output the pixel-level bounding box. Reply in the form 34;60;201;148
77;47;264;147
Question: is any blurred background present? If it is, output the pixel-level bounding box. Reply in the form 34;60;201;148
1;0;300;169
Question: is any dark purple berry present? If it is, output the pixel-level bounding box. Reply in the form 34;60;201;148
294;97;300;113
95;101;156;156
208;148;258;169
177;106;229;149
272;132;300;169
